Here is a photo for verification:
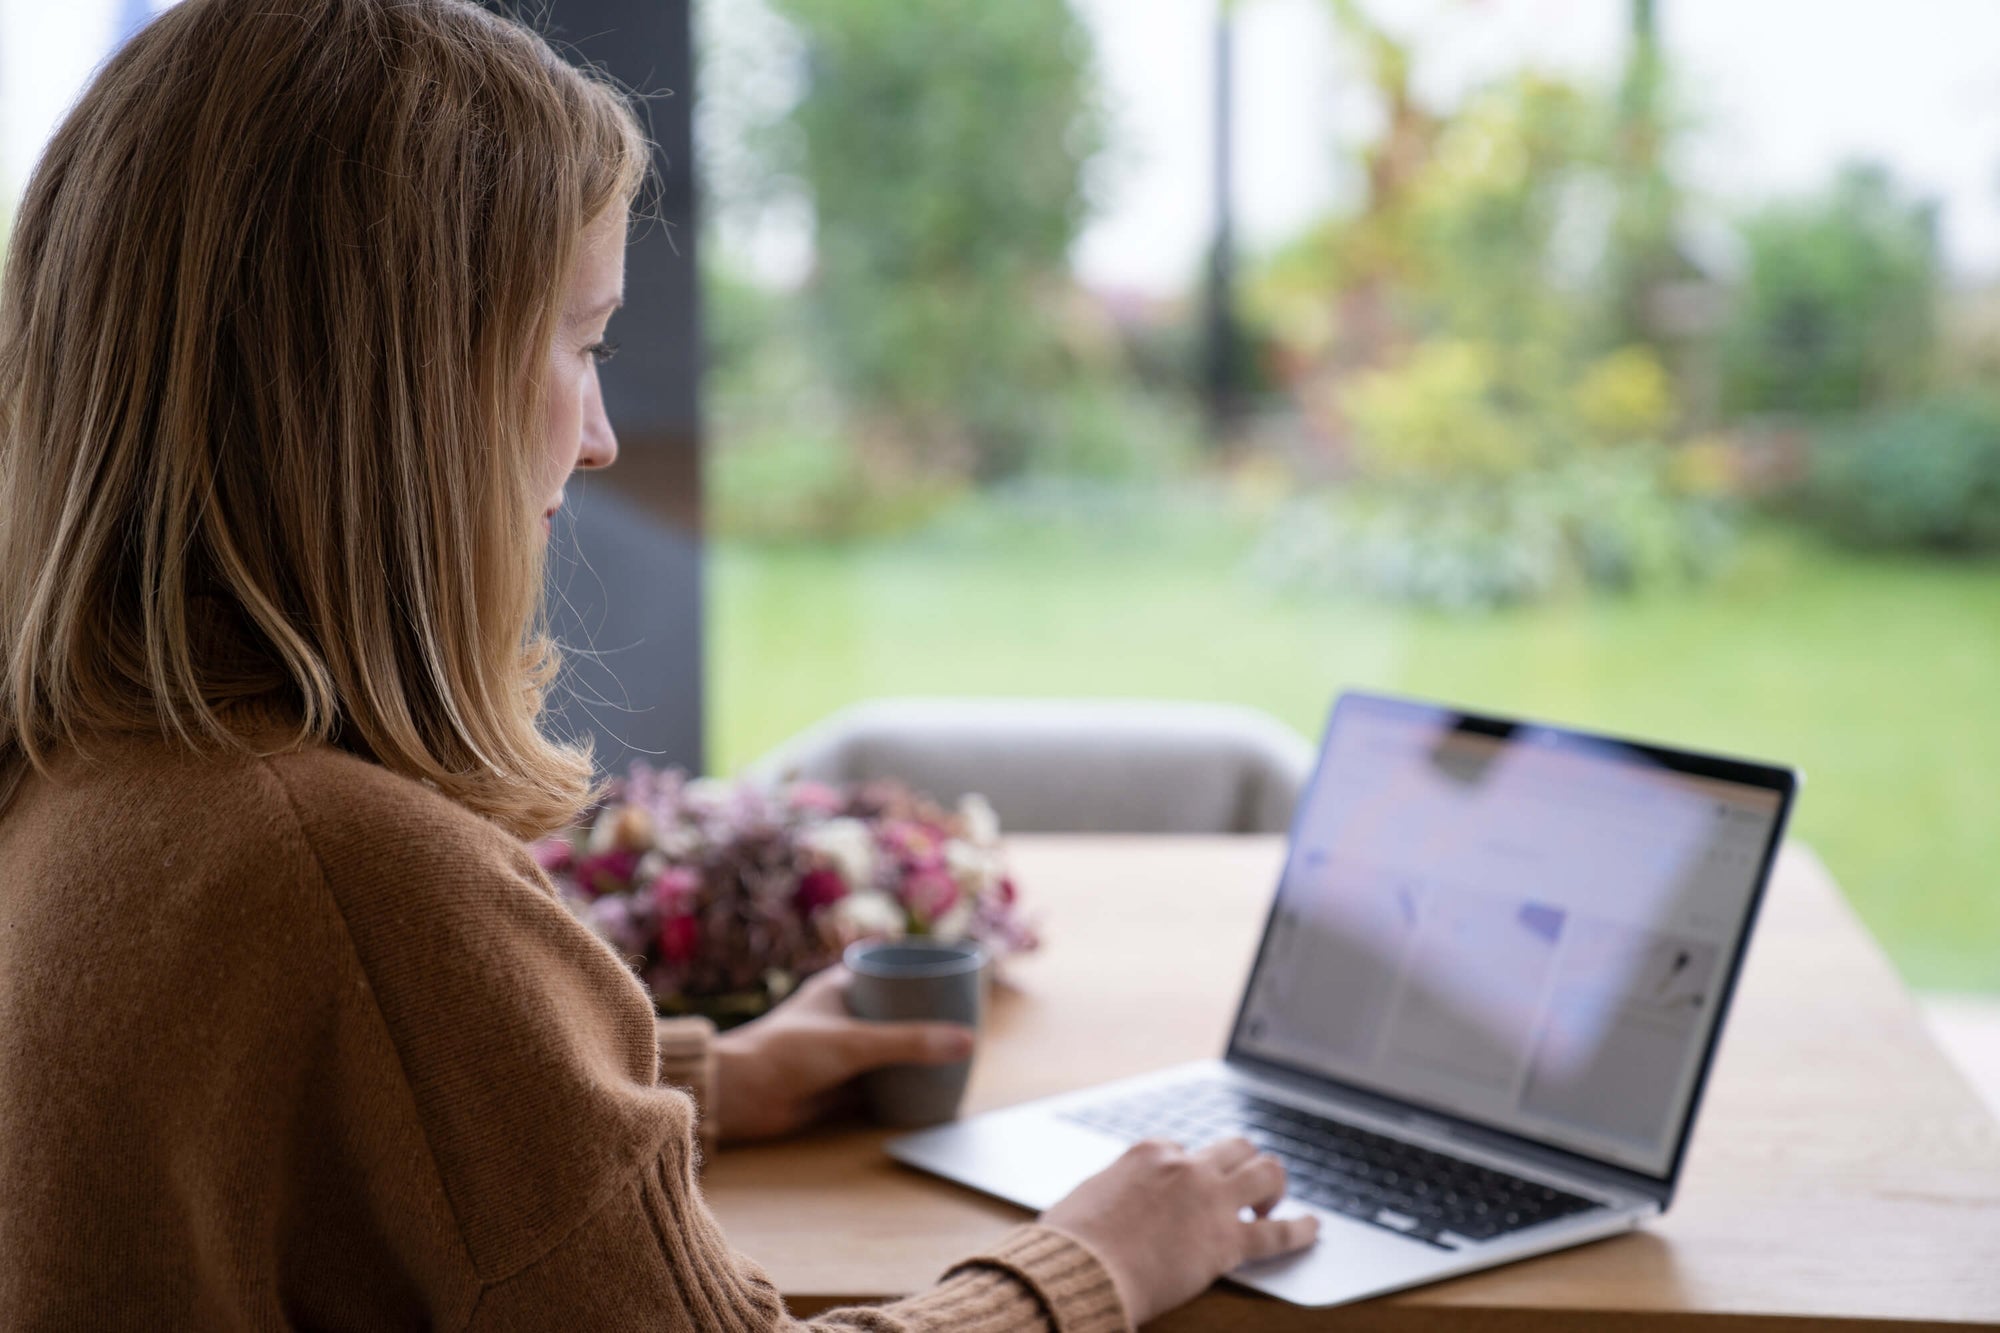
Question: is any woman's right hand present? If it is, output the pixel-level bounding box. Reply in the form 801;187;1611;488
1039;1136;1320;1327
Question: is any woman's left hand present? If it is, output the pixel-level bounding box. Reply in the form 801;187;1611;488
710;964;976;1145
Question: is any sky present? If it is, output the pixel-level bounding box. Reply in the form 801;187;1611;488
7;0;2000;295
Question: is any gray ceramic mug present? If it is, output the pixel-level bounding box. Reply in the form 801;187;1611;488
843;938;985;1128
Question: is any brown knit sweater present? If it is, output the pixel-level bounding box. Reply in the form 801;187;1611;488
0;718;1129;1332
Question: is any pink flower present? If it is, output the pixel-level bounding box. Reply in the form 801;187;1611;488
531;838;575;875
902;867;960;927
659;914;701;965
794;866;849;915
587;895;650;958
788;781;844;815
650;866;700;916
880;821;944;873
573;848;641;898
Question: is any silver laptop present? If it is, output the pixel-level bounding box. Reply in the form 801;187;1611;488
889;691;1799;1308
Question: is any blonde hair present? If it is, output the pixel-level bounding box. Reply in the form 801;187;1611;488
0;0;647;838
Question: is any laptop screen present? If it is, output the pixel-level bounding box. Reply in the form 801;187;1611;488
1231;694;1790;1178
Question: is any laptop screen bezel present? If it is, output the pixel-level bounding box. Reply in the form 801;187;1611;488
1222;690;1799;1203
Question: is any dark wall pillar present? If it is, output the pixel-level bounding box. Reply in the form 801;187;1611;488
485;0;706;776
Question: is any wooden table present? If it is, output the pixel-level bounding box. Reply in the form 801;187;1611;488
704;837;2000;1330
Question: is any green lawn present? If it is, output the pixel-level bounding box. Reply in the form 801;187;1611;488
710;508;2000;992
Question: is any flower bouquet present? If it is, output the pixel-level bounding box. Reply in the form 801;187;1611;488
531;765;1038;1026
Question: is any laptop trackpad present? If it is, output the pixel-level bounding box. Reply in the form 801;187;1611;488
889;1108;1128;1213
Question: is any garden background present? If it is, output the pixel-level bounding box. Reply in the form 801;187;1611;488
699;0;2000;993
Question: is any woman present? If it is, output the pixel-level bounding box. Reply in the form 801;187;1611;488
0;1;1317;1328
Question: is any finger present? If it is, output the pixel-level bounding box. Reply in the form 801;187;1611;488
839;1020;975;1073
802;963;847;990
1239;1213;1320;1264
1194;1135;1260;1174
1224;1153;1288;1214
796;965;852;1009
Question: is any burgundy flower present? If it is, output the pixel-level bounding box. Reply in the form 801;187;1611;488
573;848;641;899
659;914;701;965
794;866;849;915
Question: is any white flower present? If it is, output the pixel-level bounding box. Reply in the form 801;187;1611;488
958;793;1001;846
931;898;975;942
586;806;620;853
800;817;877;890
681;777;732;812
945;840;1000;896
834;891;906;939
655;826;701;859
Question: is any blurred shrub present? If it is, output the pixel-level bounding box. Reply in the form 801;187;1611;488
1803;392;2000;553
1573;347;1674;443
1019;382;1204;482
1270;325;1731;609
706;361;1195;541
1720;163;1940;417
1251;449;1731;611
705;265;967;542
708;427;965;543
1344;341;1535;480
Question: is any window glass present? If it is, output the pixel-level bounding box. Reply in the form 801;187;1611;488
699;0;2000;993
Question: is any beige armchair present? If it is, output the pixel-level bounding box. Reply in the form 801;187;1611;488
747;698;1317;835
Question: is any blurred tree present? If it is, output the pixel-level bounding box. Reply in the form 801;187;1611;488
1404;74;1600;367
1238;8;1721;610
1719;163;1940;417
1600;0;1686;357
768;0;1102;478
1321;0;1440;372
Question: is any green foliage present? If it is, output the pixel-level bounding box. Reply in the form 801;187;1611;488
1404;75;1607;355
1241;64;1736;612
1720;163;1941;417
1343;341;1536;480
708;426;965;542
1252;449;1731;611
766;0;1103;478
1304;317;1718;609
1018;383;1204;482
1804;392;2000;553
704;265;966;541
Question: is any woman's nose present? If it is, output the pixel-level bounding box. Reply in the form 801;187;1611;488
578;386;618;471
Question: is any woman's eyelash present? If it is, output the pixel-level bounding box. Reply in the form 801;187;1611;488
587;340;620;365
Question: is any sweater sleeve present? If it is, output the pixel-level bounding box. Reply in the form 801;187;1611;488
465;1142;1130;1333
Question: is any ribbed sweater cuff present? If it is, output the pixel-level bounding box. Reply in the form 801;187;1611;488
893;1223;1130;1333
654;1015;718;1154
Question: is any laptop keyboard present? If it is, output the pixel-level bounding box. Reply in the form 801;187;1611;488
1060;1080;1604;1250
